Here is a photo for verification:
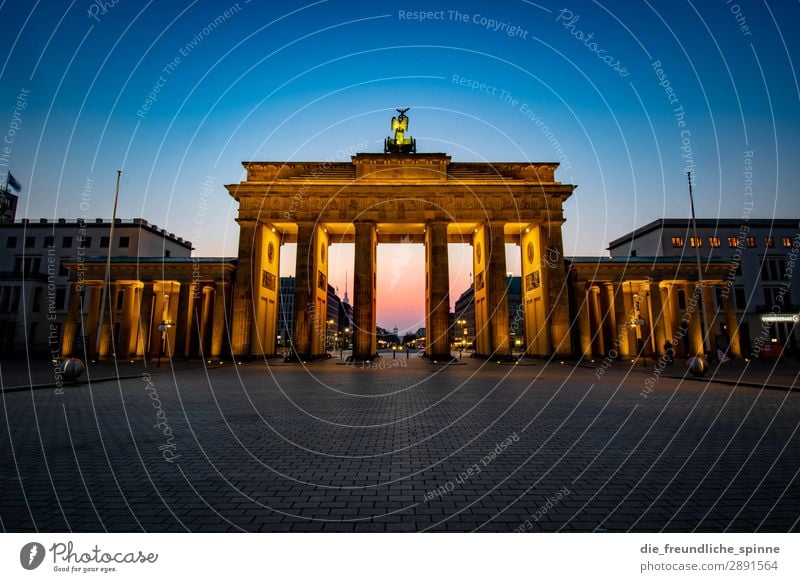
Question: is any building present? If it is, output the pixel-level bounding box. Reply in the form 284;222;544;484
455;275;523;350
608;218;800;355
276;276;343;352
0;189;18;223
0;217;192;355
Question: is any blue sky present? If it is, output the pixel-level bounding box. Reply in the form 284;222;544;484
1;0;798;331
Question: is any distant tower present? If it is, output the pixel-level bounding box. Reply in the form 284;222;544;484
393;324;398;336
343;270;350;305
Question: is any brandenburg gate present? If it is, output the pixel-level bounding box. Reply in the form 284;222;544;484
226;110;576;361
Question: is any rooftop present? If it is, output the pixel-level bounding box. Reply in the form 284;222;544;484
608;218;800;249
0;217;193;249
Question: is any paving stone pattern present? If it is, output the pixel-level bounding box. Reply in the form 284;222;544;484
1;357;798;532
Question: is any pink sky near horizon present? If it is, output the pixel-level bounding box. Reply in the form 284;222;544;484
278;243;521;335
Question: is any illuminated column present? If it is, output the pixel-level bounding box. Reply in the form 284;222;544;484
589;285;605;356
685;283;704;356
573;281;591;357
648;282;668;356
231;219;256;358
599;283;616;355
425;220;452;360
136;282;154;358
184;282;200;358
701;283;718;355
60;282;83;357
722;291;742;358
352;221;377;360
252;224;282;357
542;220;571;356
199;284;215;357
118;283;139;359
97;283;118;359
172;282;191;360
211;281;229;360
468;222;513;358
666;283;683;355
613;282;633;358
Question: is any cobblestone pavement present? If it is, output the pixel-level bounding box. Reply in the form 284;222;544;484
1;356;798;532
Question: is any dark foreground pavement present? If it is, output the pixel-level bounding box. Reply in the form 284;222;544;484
1;356;798;532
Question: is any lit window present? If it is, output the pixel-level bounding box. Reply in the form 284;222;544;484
727;236;738;248
764;236;774;248
783;237;793;248
671;236;684;248
746;236;757;248
690;237;702;247
709;237;720;247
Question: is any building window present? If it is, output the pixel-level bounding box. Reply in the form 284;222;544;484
55;287;66;310
62;236;73;248
783;236;793;248
760;257;786;281
727;236;738;248
118;236;130;248
734;286;747;311
13;257;22;275
689;237;702;248
164;250;171;258
58;261;69;277
100;236;110;248
709;237;720;247
671;236;684;248
44;236;54;247
6;236;17;249
81;236;92;249
746;236;757;248
763;286;782;307
25;236;35;248
764;236;775;248
32;287;43;313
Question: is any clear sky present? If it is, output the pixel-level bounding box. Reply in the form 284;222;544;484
1;0;798;334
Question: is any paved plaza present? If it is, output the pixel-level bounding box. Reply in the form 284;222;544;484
1;355;798;532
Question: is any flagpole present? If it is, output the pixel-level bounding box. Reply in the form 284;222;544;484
95;170;122;359
687;171;710;358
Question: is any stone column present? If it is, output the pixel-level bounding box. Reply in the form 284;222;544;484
291;222;315;357
648;282;668;356
172;282;192;360
685;283;704;356
666;283;683;355
352;222;377;360
136;282;154;359
97;283;118;359
722;290;742;358
589;285;605;356
425;220;452;360
486;222;510;358
600;283;616;356
60;282;83;357
199;284;215;358
211;281;229;360
612;282;633;358
542;220;571;356
701;283;718;355
185;283;200;358
573;281;592;357
231;219;256;358
118;283;138;359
